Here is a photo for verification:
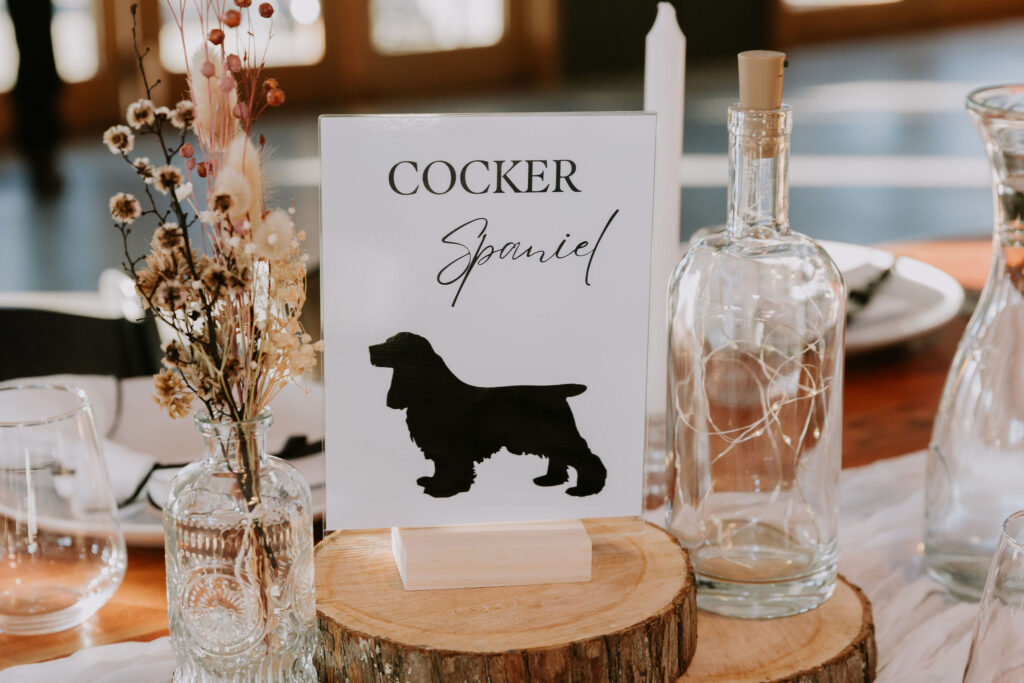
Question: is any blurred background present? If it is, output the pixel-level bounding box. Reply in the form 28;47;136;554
2;0;1023;293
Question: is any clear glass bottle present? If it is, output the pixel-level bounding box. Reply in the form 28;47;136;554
164;409;317;681
666;104;846;618
926;85;1024;600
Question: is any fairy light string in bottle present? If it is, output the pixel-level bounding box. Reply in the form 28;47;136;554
666;50;846;619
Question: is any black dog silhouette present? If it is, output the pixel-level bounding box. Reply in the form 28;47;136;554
369;332;607;498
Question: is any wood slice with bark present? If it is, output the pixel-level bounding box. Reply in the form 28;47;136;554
680;576;876;682
314;518;697;682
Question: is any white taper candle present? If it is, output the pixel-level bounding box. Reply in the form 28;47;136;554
643;3;685;421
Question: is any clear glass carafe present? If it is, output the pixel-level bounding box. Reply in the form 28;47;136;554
164;410;317;681
926;85;1024;600
666;105;846;618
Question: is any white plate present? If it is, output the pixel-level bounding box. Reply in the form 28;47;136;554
820;240;965;354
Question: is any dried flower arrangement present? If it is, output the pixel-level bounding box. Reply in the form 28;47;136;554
105;1;321;511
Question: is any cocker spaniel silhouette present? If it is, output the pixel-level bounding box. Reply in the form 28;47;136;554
369;332;607;498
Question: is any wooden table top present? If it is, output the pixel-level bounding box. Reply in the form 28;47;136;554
0;237;991;671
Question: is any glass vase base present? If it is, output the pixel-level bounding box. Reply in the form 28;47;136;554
925;551;989;602
694;565;837;619
171;656;317;683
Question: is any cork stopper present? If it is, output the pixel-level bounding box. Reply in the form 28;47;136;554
738;50;786;110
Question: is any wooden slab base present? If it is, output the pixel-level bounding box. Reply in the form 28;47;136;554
315;518;696;681
680;576;876;682
391;519;592;590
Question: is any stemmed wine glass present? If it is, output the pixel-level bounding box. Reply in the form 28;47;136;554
963;510;1024;682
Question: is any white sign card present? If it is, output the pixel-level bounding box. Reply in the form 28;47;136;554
320;113;656;530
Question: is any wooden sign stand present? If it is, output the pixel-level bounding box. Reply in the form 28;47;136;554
390;519;593;590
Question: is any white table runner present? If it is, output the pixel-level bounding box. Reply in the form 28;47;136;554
0;451;978;682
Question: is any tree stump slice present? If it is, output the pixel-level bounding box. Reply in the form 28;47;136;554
314;518;697;682
680;576;876;683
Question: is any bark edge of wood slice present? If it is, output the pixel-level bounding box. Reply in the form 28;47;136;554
314;518;697;682
680;575;876;683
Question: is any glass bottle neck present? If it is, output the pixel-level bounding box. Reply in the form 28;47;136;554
196;410;271;469
726;105;792;238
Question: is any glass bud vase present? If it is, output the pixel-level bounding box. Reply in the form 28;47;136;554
666;105;846;618
164;409;317;682
926;85;1024;600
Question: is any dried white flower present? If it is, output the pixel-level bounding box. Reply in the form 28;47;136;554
152;222;184;253
154;165;184;195
170;100;195;130
175;182;193;200
126;99;156;129
154;279;187;310
199;210;219;225
252;208;294;261
132;156;155;179
109;192;142;223
207;167;252;221
154;106;171;120
102;125;134;154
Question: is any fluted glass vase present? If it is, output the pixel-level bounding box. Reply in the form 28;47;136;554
164;409;317;682
926;85;1024;600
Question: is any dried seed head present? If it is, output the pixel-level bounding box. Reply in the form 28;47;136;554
223;10;241;27
196;162;209;178
208;28;225;45
181;142;194;158
218;73;235;93
200;61;216;78
235;0;252;6
258;3;274;18
266;87;285;106
262;77;278;91
226;54;242;73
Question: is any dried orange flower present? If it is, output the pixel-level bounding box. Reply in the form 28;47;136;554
153;369;194;420
266;88;285;106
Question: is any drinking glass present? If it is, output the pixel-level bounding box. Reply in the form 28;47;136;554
0;384;126;634
964;510;1024;682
